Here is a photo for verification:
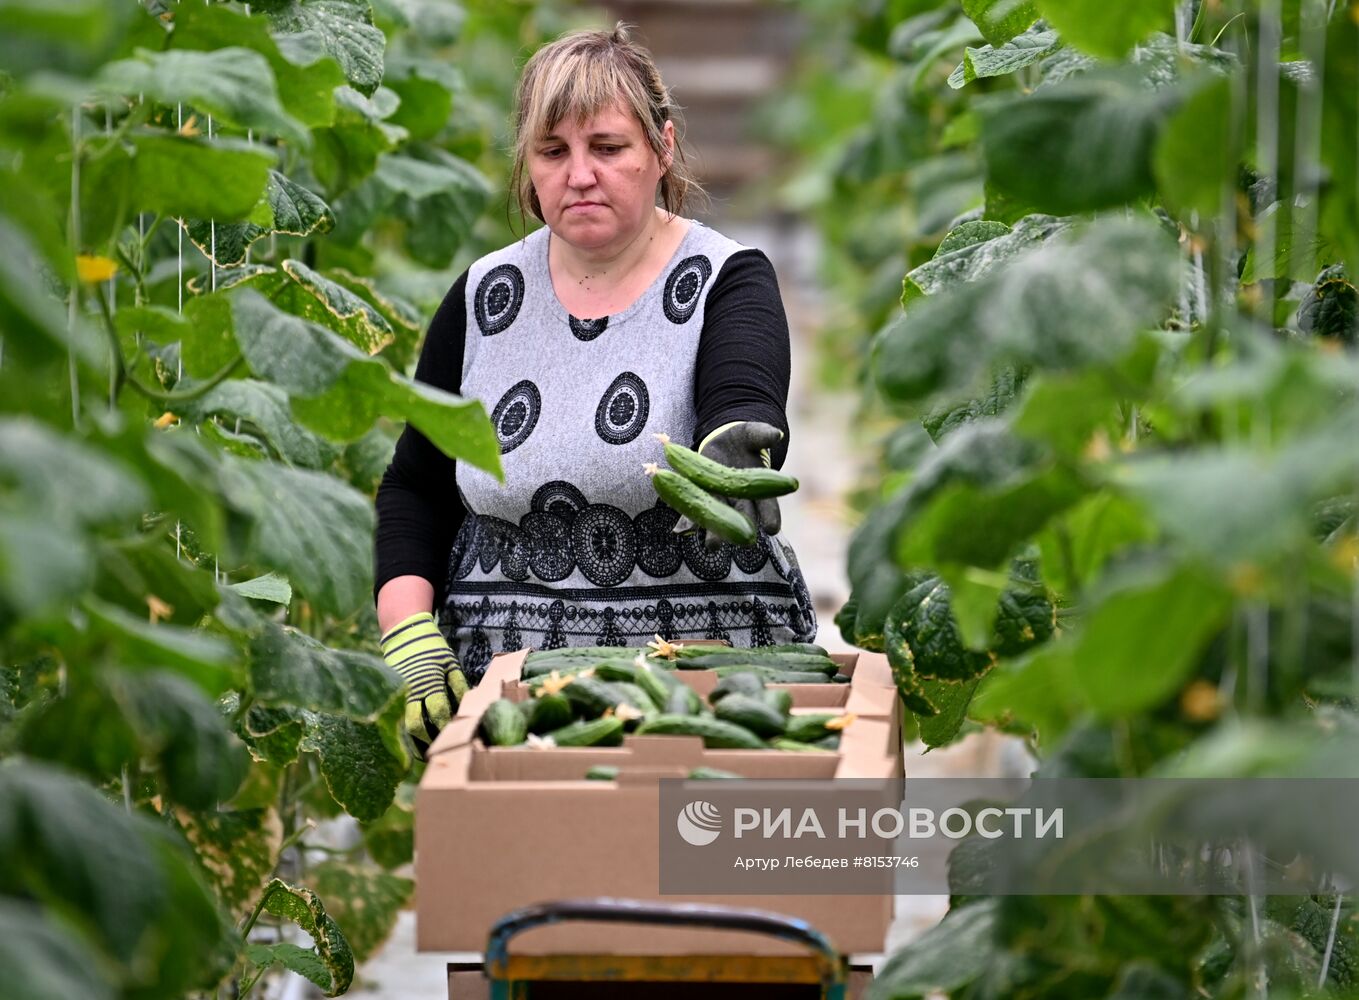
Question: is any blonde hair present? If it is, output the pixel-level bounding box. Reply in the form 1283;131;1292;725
508;22;707;227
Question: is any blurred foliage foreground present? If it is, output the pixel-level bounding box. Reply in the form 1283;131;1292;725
0;0;582;996
772;0;1359;997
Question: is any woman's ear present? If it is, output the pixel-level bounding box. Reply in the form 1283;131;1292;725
661;119;676;173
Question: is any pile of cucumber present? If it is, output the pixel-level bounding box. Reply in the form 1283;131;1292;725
521;641;852;685
643;433;798;545
477;649;855;757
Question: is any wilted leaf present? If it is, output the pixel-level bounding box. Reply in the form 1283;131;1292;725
300;694;408;821
185;172;334;267
308;860;413;961
176;806;282;918
251;877;355;996
240;703;306;765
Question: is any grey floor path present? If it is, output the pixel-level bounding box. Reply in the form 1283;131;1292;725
340;218;1027;997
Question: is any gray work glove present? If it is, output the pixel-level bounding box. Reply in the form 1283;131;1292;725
672;420;784;550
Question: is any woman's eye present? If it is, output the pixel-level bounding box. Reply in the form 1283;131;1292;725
541;147;564;158
597;146;620;154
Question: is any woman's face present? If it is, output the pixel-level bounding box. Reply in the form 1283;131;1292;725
528;101;674;251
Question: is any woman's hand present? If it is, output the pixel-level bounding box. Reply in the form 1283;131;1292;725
380;611;469;759
673;421;785;550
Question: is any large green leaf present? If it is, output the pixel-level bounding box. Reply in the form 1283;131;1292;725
239;702;307;765
182;379;343;469
948;26;1061;89
300;695;409;821
229;290;501;476
1036;0;1175;59
255;0;385;97
81;597;239;695
384;56;458;140
1319;12;1359;269
167;1;345;129
113;670;249;807
0;514;93;628
870;900;998;997
176;806;282;919
333;151;493;267
0;761;233;991
185;172;334;267
308;860;413;962
0;218;98;369
1113;413;1359;567
0;418;148;529
0;900;114;1000
309;85;406;195
93;534;222;627
922;366;1028;444
903;215;1068;304
81;132;275;243
249;621;400;721
96;47;308;146
873;218;1181;402
961;0;1038;46
979;69;1179;215
250;877;355;996
361;786;414;869
970;563;1231;743
373;0;465;45
217;455;374;617
1153;73;1235;218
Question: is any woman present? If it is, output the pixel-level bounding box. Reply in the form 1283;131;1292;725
373;24;816;754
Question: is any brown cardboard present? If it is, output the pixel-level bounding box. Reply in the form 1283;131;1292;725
417;647;903;956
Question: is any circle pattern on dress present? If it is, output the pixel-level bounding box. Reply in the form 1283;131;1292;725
521;512;575;581
732;530;770;574
569;315;609;342
570;504;637;586
531;480;588;523
594;372;650;445
679;530;733;581
491;380;540;454
634;503;683;577
452;517;480;580
662;255;713;324
474;264;525;336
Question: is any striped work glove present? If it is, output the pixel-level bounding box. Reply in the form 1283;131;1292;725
380;612;469;758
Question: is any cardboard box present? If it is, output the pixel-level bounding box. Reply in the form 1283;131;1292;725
416;648;903;956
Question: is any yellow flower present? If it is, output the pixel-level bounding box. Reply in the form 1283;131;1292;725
76;255;118;283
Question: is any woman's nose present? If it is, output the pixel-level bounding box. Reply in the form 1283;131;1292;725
567;150;596;189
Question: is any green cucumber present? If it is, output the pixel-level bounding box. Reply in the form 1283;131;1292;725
785;713;844;744
711;665;832;684
713;694;787;738
761;689;793;716
593;660;643;685
550;716;625;747
815;734;842;750
673;650;839;673
612;680;661;715
710;672;766;704
759;643;831;656
519;692;574;735
480;699;528;746
644;465;756;546
768;737;836;753
658;435;799;500
665;685;705;716
688;767;743;780
634;663;674;708
561;676;628;718
635;714;765;749
831;673;853;684
523;655;638;679
586;765;620;780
